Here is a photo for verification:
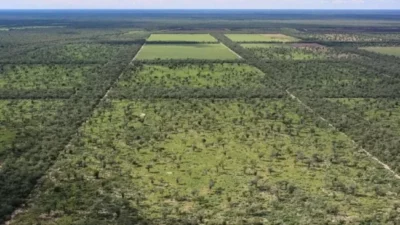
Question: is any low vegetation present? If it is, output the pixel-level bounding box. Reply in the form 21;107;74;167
360;46;400;57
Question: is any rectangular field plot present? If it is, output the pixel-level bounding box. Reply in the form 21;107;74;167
111;63;282;98
0;100;63;160
0;64;99;98
10;99;400;224
135;44;240;60
226;34;299;43
9;43;132;63
242;43;356;60
360;47;400;57
147;34;217;43
269;62;400;98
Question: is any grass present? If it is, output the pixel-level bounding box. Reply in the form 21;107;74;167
147;34;217;42
225;34;300;43
0;64;99;90
135;44;240;60
10;98;400;224
360;47;400;57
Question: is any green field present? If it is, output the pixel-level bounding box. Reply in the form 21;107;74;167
147;34;217;42
135;44;240;60
226;34;300;43
10;99;400;224
360;47;400;57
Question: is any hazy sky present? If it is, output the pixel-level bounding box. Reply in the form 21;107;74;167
1;0;399;9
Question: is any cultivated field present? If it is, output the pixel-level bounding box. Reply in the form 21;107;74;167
226;34;299;43
360;47;400;57
135;44;240;60
147;34;217;42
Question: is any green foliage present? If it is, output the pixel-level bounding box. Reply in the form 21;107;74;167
12;44;134;63
111;62;283;98
9;99;400;224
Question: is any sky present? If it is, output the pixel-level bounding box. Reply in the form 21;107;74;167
1;0;399;9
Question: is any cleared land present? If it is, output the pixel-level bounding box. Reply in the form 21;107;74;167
360;47;400;57
147;34;218;42
225;34;299;43
135;44;240;60
10;99;400;224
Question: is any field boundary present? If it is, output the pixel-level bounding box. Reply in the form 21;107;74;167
213;32;400;181
286;90;400;180
220;42;243;59
4;44;145;225
132;43;145;61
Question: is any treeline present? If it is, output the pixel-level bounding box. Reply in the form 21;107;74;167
111;86;284;99
0;89;74;99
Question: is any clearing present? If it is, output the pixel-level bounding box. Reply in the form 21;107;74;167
147;34;218;42
360;47;400;57
135;44;240;60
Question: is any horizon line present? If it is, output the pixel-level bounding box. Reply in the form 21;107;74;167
0;8;400;10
